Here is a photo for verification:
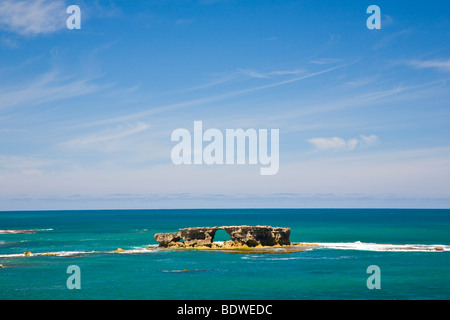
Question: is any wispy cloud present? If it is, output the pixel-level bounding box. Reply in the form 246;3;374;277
218;65;344;94
184;67;308;91
0;0;66;36
268;79;446;125
0;71;108;110
359;134;380;146
308;137;359;151
309;58;342;65
63;122;150;149
236;68;305;79
82;64;344;128
308;135;380;152
406;59;450;72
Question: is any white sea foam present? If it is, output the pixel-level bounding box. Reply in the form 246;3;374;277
117;245;160;254
2;241;445;260
311;241;449;252
241;254;350;261
262;257;303;261
0;245;161;259
0;253;24;258
119;248;154;254
0;250;96;258
50;251;97;257
0;228;53;234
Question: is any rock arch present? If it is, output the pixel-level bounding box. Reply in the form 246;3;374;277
213;229;232;243
154;225;290;248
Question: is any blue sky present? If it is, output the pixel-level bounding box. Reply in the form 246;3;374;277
0;0;450;209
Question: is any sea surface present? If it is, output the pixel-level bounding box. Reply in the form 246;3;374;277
0;209;449;300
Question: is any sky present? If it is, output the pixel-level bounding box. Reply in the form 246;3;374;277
0;0;450;210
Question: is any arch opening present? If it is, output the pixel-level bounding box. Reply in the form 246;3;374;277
213;229;232;244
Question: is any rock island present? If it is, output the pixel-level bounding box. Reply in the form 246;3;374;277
154;225;316;253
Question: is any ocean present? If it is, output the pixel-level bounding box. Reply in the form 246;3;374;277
0;209;449;300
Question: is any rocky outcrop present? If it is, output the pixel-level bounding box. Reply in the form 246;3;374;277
223;226;290;246
154;226;290;248
180;227;217;247
154;232;182;247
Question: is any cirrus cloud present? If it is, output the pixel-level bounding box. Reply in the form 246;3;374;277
0;0;67;36
308;134;379;152
406;59;450;72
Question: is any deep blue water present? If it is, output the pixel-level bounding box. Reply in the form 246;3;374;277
0;209;449;299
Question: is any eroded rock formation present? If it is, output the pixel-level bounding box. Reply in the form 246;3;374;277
154;231;182;247
154;226;290;248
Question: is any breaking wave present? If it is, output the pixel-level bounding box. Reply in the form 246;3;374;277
312;241;449;252
1;242;447;259
0;245;160;259
0;228;53;234
0;251;96;258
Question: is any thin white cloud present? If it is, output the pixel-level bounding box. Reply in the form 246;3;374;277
235;69;270;79
229;65;345;95
0;71;107;110
308;135;379;152
63;122;150;148
236;68;305;79
264;79;445;126
188;67;307;90
269;69;305;76
407;59;450;72
308;137;357;151
310;58;342;65
0;0;67;35
82;65;344;128
360;134;380;147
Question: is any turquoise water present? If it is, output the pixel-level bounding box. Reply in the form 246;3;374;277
0;209;449;299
